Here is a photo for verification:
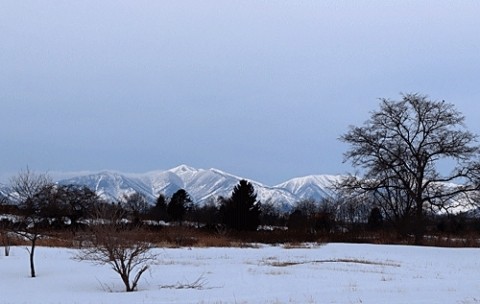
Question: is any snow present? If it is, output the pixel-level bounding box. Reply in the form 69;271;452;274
276;175;341;199
1;243;480;303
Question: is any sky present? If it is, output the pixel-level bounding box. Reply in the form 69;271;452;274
1;1;480;185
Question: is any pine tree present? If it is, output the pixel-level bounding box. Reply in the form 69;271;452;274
221;180;261;231
149;194;168;222
167;189;192;222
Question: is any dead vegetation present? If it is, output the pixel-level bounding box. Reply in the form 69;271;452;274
159;273;215;290
4;225;480;249
262;258;401;268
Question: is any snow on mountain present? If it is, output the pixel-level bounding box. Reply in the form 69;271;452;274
0;165;337;210
59;171;159;203
276;175;341;202
3;167;477;215
56;165;337;209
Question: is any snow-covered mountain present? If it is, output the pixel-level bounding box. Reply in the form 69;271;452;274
56;165;338;209
4;166;475;214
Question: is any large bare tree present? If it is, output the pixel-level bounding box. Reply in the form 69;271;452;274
340;94;480;244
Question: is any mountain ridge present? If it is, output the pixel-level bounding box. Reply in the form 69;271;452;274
55;165;339;209
1;165;341;210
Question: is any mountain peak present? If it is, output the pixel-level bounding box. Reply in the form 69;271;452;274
169;164;198;174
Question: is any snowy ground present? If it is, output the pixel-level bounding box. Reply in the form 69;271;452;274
1;243;480;304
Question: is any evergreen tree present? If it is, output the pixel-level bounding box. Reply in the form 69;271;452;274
167;189;192;222
149;194;168;222
221;180;261;231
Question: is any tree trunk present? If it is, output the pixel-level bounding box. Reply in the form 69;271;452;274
2;233;11;256
414;200;424;245
30;236;37;278
121;273;132;292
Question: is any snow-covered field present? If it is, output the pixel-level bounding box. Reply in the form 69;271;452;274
1;243;480;303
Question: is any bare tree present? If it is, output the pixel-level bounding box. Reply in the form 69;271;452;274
340;94;480;244
59;185;98;233
76;204;157;292
334;195;370;225
121;192;149;226
9;168;52;277
288;199;319;233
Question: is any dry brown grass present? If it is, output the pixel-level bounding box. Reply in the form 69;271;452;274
2;234;28;246
4;225;479;249
264;258;401;268
37;237;77;248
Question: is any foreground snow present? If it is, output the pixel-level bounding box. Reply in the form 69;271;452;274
1;243;479;303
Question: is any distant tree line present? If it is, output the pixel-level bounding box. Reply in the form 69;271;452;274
2;170;480;247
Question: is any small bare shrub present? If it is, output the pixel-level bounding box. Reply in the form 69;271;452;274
75;205;158;292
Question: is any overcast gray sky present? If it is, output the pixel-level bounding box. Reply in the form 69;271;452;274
1;1;480;185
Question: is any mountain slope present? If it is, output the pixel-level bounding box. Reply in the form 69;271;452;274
275;175;340;202
57;165;336;209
